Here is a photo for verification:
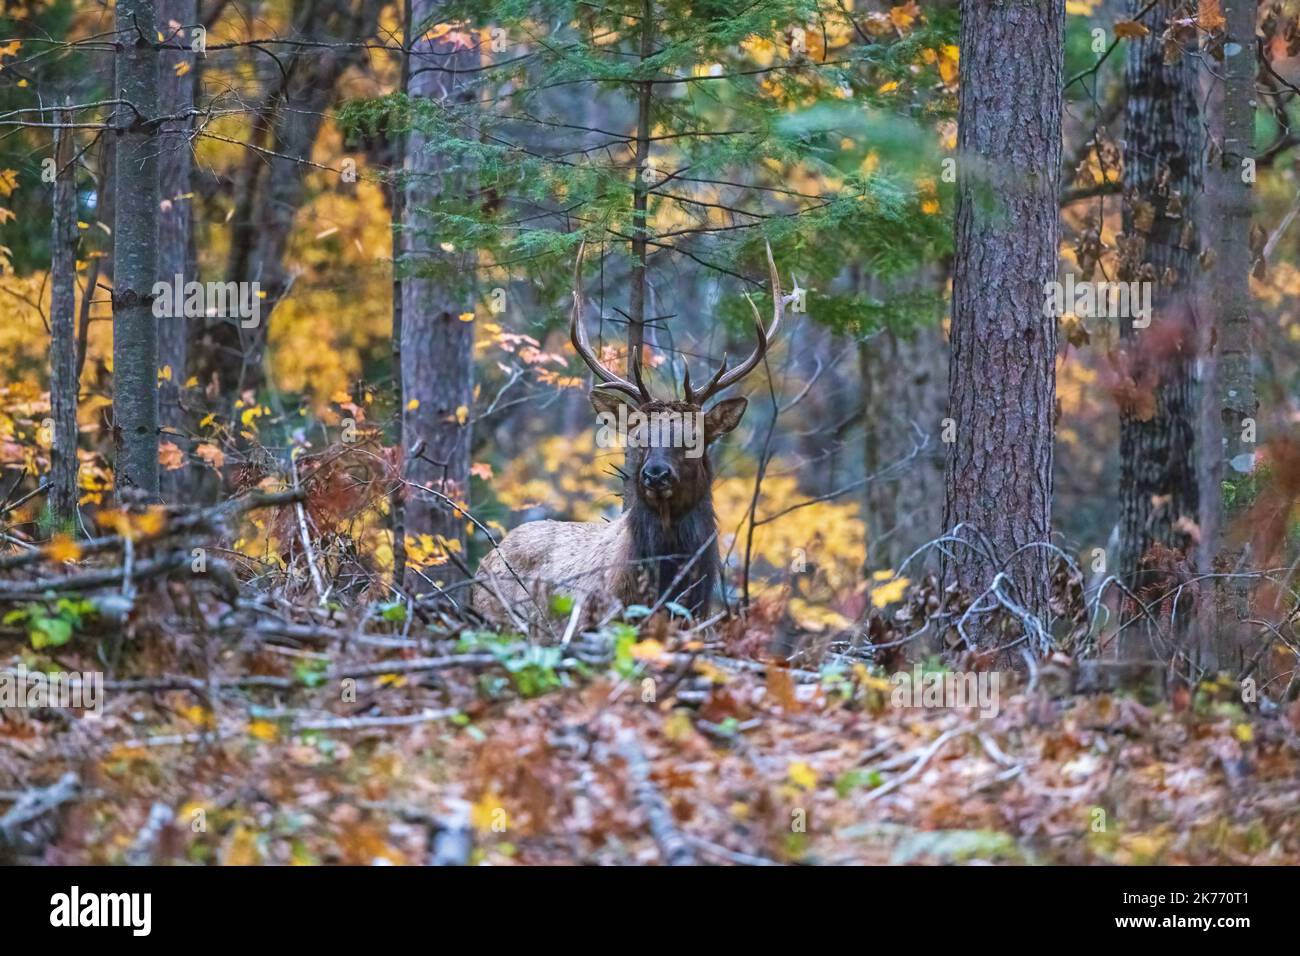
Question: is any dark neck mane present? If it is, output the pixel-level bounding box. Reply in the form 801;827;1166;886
627;493;719;616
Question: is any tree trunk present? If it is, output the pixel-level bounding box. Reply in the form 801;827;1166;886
50;108;79;528
196;0;380;403
400;0;477;589
157;0;196;501
390;0;412;593
1207;0;1259;669
112;0;162;499
944;0;1062;642
1114;0;1203;608
861;324;947;572
627;0;654;373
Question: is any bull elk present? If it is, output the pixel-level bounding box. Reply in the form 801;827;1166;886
473;243;796;632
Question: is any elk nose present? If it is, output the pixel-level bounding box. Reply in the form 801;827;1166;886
641;462;674;488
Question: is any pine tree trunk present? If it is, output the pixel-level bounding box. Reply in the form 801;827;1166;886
859;303;947;571
157;0;196;501
390;0;412;593
400;0;476;588
1115;0;1203;602
944;0;1062;640
50;108;79;527
112;0;162;499
627;0;654;372
1208;0;1259;669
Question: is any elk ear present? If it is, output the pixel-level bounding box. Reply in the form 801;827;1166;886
590;388;631;420
704;397;747;444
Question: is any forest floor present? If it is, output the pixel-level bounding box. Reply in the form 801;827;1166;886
4;609;1299;865
2;493;1299;865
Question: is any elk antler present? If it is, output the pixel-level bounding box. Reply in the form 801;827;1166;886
683;240;792;407
569;241;655;405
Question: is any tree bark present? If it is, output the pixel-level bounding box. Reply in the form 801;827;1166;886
944;0;1062;640
400;0;477;588
157;0;197;501
112;0;162;499
50;108;79;528
627;0;654;373
390;0;412;593
1114;0;1203;598
861;325;947;572
1207;0;1259;669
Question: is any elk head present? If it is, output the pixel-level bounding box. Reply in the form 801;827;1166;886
570;241;791;522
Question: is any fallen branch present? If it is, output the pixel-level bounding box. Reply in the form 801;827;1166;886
0;550;192;599
0;771;80;855
862;722;976;805
0;488;306;573
105;653;507;694
617;725;696;866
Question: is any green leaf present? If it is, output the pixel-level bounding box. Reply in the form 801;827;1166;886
30;614;72;649
378;601;407;622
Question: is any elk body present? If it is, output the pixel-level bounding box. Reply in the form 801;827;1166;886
472;244;794;633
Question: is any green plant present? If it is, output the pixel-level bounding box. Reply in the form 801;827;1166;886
2;597;97;649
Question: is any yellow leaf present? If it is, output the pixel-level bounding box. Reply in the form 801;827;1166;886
134;507;166;536
938;44;959;86
240;404;268;428
219;825;262;866
158;364;172;382
787;761;817;790
458;311;475;322
663;709;695;742
46;534;81;563
470;791;506;834
889;3;917;31
631;639;666;661
406;398;419;411
692;660;729;684
173;60;191;77
182;704;214;728
1234;723;1253;743
247;720;278;742
184;375;198;388
869;575;910;608
455;405;469;425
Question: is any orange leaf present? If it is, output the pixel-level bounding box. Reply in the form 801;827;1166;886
159;440;185;470
1113;20;1150;38
45;534;81;563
